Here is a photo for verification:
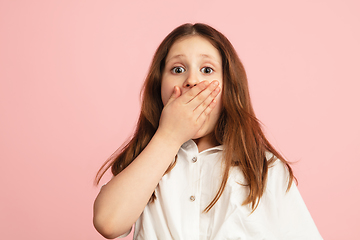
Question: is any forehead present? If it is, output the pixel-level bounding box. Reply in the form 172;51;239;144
166;35;221;63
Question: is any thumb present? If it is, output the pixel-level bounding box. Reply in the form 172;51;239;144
166;86;181;104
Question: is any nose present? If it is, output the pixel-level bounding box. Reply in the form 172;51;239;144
183;70;199;88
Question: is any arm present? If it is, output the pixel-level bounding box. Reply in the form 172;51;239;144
93;80;220;239
93;131;181;239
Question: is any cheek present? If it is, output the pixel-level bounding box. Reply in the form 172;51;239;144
213;94;223;116
161;82;173;105
205;92;223;126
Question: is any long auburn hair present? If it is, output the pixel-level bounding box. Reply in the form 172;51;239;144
95;23;295;212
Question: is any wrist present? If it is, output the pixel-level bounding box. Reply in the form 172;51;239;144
153;128;184;150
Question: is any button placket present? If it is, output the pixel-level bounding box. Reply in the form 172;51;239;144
189;154;199;203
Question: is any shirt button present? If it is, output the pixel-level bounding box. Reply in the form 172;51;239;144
192;157;197;163
190;195;196;201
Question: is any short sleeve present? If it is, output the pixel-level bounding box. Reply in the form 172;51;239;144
117;227;132;238
266;160;323;240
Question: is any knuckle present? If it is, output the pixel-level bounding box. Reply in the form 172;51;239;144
201;100;209;109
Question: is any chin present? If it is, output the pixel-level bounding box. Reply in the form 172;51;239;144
192;129;211;141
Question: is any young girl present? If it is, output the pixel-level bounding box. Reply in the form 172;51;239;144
93;23;322;239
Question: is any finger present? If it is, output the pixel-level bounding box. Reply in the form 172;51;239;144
203;98;218;116
196;96;220;126
188;80;219;108
200;99;217;124
178;80;210;104
165;86;181;106
194;85;221;118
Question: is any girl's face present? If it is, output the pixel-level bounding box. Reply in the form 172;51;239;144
161;35;223;141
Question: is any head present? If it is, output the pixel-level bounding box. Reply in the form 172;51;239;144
161;35;223;141
97;23;294;212
141;23;251;144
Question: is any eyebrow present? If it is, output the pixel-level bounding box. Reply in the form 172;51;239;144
200;54;221;64
200;54;215;60
165;54;185;64
165;54;220;64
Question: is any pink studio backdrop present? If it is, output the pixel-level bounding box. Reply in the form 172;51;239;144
1;1;359;239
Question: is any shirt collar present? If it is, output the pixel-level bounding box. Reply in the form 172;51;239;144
181;139;223;154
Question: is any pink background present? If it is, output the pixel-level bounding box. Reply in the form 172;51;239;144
1;0;359;239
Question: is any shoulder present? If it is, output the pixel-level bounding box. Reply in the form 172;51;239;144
265;152;293;195
228;152;292;187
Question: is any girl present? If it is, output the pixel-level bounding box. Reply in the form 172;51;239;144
93;23;322;239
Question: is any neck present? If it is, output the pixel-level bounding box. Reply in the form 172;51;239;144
193;133;219;152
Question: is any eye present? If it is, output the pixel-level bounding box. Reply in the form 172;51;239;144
171;66;186;74
200;67;214;74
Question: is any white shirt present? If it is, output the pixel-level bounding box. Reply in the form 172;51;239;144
119;140;322;240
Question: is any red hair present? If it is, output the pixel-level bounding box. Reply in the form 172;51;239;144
95;23;295;212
